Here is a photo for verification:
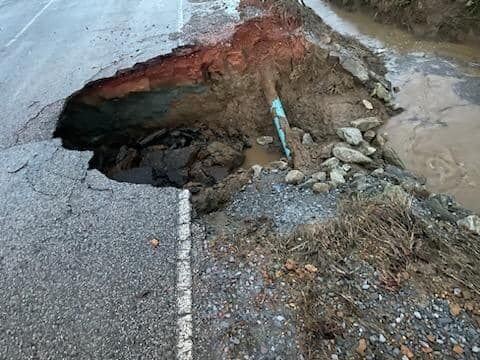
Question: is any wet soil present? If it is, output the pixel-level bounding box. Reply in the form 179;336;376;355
326;0;480;44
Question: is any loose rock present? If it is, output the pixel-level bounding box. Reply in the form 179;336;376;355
285;170;305;185
336;127;363;146
302;132;314;145
256;136;274;146
312;182;330;193
330;168;346;186
362;99;374;110
321;157;340;169
333;145;372;164
356;338;367;355
252;164;263;179
383;145;406;169
457;215;480;235
364;130;376;142
269;160;288;171
358;141;377;156
350;116;382;131
341;57;369;83
311;171;327;182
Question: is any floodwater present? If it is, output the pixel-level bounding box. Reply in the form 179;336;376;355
305;0;480;212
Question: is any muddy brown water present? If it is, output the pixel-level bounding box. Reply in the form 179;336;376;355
241;142;282;169
306;0;480;212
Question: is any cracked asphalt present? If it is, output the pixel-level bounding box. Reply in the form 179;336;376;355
0;0;240;358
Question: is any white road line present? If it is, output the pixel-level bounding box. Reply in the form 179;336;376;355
5;0;56;48
177;189;193;360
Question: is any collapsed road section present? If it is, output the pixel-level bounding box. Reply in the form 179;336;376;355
54;0;390;211
52;0;480;359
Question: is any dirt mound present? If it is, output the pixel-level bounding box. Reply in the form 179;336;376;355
327;0;480;43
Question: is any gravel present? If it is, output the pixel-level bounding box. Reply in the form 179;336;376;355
227;171;338;233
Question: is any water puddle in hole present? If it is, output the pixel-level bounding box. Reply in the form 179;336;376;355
242;142;282;169
305;0;480;212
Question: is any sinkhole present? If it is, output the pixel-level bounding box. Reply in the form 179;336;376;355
53;13;378;197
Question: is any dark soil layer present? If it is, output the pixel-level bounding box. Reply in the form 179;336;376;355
328;0;480;43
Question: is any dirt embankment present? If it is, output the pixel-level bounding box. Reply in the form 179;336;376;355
328;0;480;43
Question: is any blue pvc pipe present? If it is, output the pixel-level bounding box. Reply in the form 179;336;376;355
271;97;292;160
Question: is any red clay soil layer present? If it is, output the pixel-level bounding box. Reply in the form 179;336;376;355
77;15;310;105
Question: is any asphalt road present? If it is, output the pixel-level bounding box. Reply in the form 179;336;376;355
0;0;238;358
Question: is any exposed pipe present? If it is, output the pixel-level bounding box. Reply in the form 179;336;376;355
270;96;292;160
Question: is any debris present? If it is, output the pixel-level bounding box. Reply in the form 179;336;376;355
364;130;376;142
362;99;374;110
150;238;159;248
350;116;382;131
457;215;480;235
371;82;392;102
311;171;327;182
336;127;363;146
453;344;464;355
302;132;314;145
421;345;433;354
356;338;367;355
449;302;462;316
257;136;274;146
330;168;346;186
400;345;414;358
285;259;297;271
321;157;341;169
252;164;263;179
269;160;289;170
340;57;369;83
333;145;372;164
285;170;305;185
312;182;330;193
383;145;406;169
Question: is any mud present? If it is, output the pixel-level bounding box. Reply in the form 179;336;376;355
327;0;480;43
55;0;389;211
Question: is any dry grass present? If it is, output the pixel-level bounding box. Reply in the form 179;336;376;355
275;196;480;358
281;196;480;295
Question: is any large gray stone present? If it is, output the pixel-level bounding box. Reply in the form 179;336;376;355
457;215;480;235
336;127;363;146
285;170;305;185
330;168;346;186
340;57;369;83
321;157;340;169
312;182;330;193
383;145;406;169
332;145;372;164
350;117;382;131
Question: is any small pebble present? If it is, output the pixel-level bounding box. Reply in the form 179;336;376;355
472;346;480;353
379;334;386;343
414;311;422;319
